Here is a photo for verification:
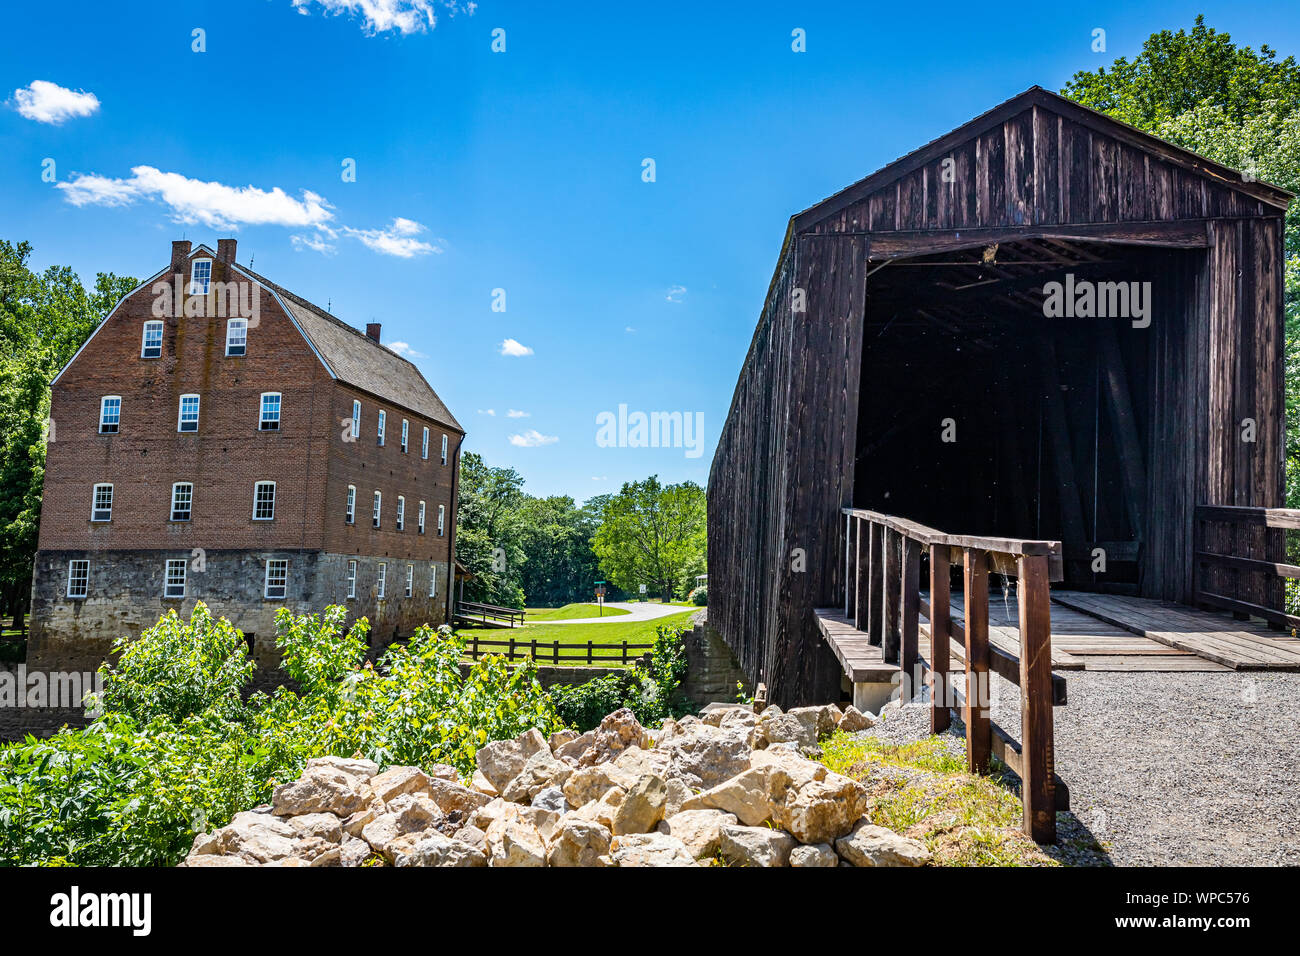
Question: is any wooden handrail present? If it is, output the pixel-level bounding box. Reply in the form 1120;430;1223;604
1192;505;1296;631
842;508;1062;843
460;636;654;666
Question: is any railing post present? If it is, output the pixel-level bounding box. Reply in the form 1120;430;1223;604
867;522;884;646
854;518;870;631
929;544;951;733
845;512;853;617
472;634;479;659
553;640;559;664
587;640;594;664
621;640;629;664
883;528;901;663
900;536;920;700
962;548;991;774
530;638;538;660
1017;553;1056;843
508;637;516;661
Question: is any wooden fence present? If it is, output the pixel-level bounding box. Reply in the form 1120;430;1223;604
1194;504;1299;630
454;601;525;628
461;634;654;666
842;507;1066;843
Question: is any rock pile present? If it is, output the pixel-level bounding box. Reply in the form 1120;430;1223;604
183;702;930;867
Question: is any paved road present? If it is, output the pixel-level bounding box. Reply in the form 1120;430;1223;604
533;602;694;625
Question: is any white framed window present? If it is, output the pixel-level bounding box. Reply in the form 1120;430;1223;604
401;419;409;453
178;393;200;433
351;400;361;440
171;482;193;521
345;485;356;524
396;496;405;531
189;258;212;296
438;503;445;536
372;491;382;528
260;392;281;431
377;410;386;446
91;483;113;522
418;500;426;534
346;559;357;599
422;427;429;459
264;559;288;600
226;318;247;356
253;481;276;521
405;564;413;598
141;320;163;358
429;562;437;598
377;562;386;599
441;433;448;465
67;559;89;599
164;559;187;599
99;396;121;434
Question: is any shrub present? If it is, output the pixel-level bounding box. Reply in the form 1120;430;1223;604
688;585;708;606
0;601;562;867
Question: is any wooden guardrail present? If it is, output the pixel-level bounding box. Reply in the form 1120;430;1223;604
461;634;654;665
455;601;526;628
1193;504;1298;630
842;507;1065;843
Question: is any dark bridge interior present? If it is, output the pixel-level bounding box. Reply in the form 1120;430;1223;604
853;237;1192;590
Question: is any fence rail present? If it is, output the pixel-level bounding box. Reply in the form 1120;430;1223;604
455;601;525;628
842;507;1065;843
461;634;654;666
1193;504;1298;630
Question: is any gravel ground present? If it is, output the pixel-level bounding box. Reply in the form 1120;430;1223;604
858;669;1300;866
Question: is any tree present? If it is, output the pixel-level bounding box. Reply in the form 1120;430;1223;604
1062;17;1300;506
0;240;136;627
591;476;706;601
516;495;602;606
453;452;527;608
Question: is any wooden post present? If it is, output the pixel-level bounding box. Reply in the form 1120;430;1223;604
587;640;594;664
508;637;516;661
621;640;629;664
867;522;884;646
929;544;951;733
844;513;853;617
900;537;920;700
883;528;901;663
854;518;870;631
1017;553;1057;843
962;548;991;774
472;634;479;660
553;640;559;664
530;639;538;661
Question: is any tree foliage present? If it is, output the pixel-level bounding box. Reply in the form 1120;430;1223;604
590;476;706;601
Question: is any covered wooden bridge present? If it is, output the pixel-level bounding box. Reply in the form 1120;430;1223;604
708;87;1296;839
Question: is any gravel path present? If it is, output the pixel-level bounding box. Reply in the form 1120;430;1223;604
859;669;1300;866
537;602;692;625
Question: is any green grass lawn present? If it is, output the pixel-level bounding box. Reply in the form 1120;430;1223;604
524;603;630;621
454;607;699;666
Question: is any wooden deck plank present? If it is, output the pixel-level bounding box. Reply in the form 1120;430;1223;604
1052;591;1300;671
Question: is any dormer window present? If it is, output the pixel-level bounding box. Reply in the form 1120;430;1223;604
226;318;247;356
141;321;163;359
190;259;212;296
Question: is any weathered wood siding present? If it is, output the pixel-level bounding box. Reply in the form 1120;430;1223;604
710;89;1289;705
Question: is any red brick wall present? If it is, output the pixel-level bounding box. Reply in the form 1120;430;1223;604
40;252;335;554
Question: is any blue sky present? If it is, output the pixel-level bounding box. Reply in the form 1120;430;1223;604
4;1;1298;500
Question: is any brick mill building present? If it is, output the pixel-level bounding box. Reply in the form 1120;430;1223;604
28;239;464;672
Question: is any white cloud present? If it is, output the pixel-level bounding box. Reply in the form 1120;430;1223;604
625;326;636;333
477;408;496;416
591;475;608;481
342;217;441;258
387;341;425;358
509;429;558;448
57;166;335;231
499;338;533;357
506;409;529;418
665;285;687;303
291;233;337;255
12;80;100;124
290;0;463;35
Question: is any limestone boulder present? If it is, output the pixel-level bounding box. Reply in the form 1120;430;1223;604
835;820;931;867
531;786;569;814
369;766;434;804
656;724;752;789
304;755;379;782
554;730;596;764
395;832;487;867
340;837;372;867
610;774;667;835
361;795;444;861
680;767;775;826
198;810;298;865
502;748;572;804
610;832;696;867
485;817;547;867
656;809;737;859
756;712;818;750
719;825;796;867
475;727;549;792
272;765;375;818
426;777;492;817
838;705;877;733
775;772;870;845
787;704;841;740
287;812;343;843
790;843;839;867
546;817;612;867
578;708;647;766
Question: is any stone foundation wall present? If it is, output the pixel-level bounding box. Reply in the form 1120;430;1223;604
679;616;749;707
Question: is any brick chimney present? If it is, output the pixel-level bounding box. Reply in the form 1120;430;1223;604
366;323;382;343
217;238;237;264
171;240;192;273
